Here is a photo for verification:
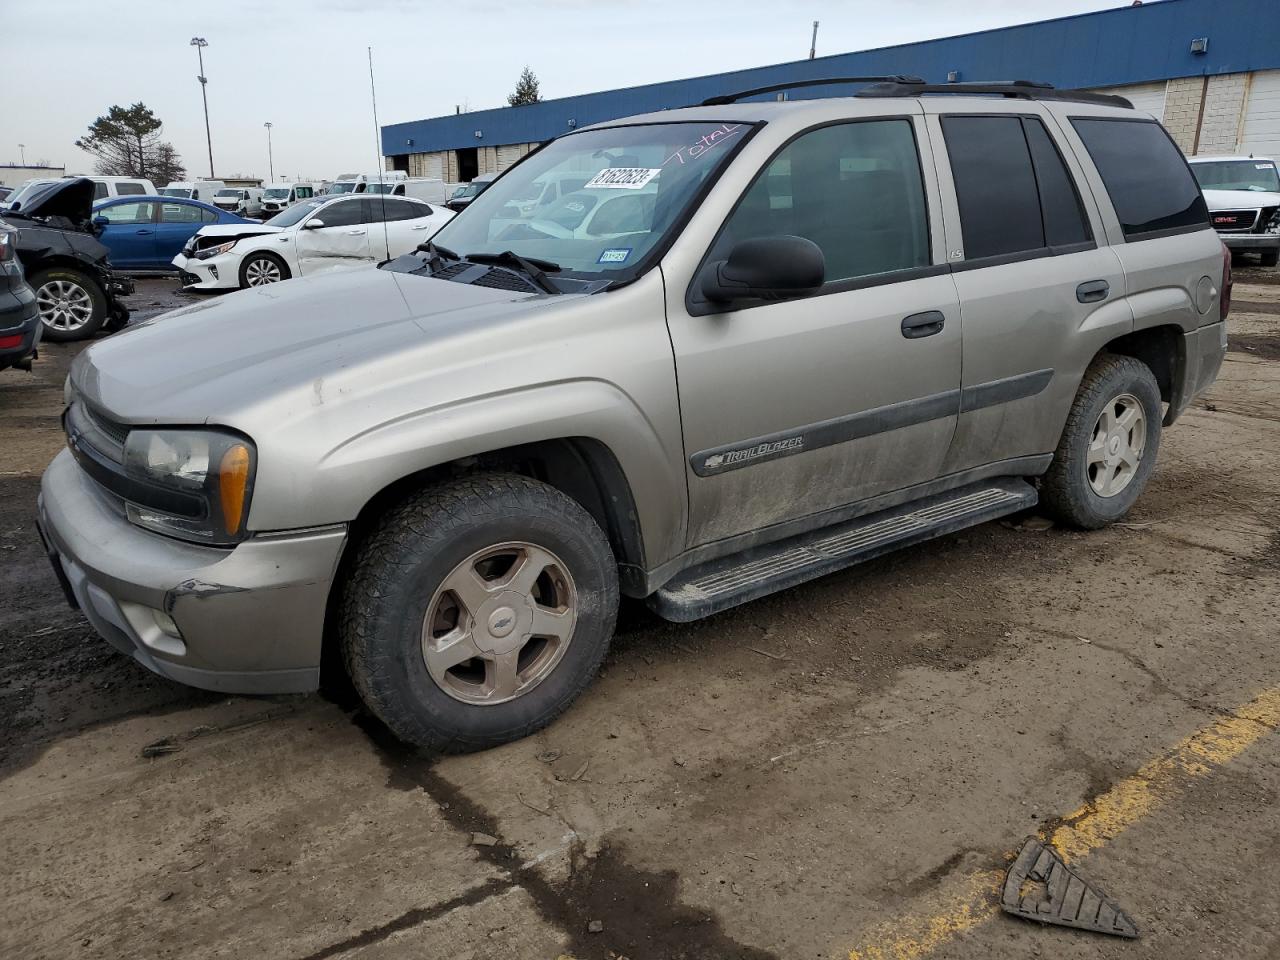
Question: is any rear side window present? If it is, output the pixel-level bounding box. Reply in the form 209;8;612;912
93;182;109;200
942;115;1091;261
116;182;146;196
1071;118;1208;239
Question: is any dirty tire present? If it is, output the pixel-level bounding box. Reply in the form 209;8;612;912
238;251;290;288
29;267;107;342
1260;248;1279;268
1040;353;1162;529
341;473;619;752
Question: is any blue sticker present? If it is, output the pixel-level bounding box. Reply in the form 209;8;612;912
597;248;632;264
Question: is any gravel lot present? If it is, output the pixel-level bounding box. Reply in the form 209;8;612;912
2;273;1278;959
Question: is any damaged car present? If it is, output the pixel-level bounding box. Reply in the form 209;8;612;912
172;193;452;290
0;178;132;341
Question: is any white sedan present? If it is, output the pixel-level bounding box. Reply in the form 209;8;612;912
172;194;453;290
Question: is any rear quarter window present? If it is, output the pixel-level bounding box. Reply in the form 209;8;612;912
1071;118;1209;239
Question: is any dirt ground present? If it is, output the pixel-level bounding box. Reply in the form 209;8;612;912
2;273;1278;960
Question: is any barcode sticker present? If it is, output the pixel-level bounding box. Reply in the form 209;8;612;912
583;168;660;190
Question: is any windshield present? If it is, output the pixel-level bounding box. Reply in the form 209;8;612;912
265;198;324;227
264;188;291;199
450;183;481;200
328;181;358;194
215;189;240;198
1192;160;1280;193
429;121;750;279
161;187;193;198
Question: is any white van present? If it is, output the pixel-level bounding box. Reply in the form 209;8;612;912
327;171;406;195
365;177;448;204
4;175;157;210
161;180;227;203
211;187;265;218
260;182;318;216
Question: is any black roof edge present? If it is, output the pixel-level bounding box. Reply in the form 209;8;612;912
856;79;1133;108
700;75;926;106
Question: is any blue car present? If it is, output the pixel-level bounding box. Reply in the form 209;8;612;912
91;196;255;272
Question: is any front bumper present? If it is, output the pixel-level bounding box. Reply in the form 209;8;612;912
171;252;238;290
37;449;347;694
1218;232;1280;251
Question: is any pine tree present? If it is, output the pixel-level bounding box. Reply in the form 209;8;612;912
507;67;542;107
74;103;186;182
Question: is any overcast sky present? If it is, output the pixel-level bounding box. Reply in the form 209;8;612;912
7;0;1125;182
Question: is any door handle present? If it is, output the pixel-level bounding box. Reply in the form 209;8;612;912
346;229;366;236
135;229;153;235
901;311;945;339
1076;279;1110;303
409;224;430;230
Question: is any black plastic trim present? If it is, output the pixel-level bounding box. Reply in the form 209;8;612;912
701;75;925;106
858;80;1131;109
960;368;1054;412
65;426;207;520
950;241;1098;273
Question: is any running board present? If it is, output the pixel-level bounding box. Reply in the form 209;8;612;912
650;478;1037;622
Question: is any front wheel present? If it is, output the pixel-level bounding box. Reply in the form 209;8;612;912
238;251;290;288
1259;248;1279;268
30;267;108;342
1039;353;1162;529
341;474;619;752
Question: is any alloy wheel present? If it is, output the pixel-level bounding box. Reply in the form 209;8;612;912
35;279;94;333
244;257;283;286
422;542;577;705
1087;393;1146;498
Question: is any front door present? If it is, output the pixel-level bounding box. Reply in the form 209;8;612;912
668;116;963;547
97;200;157;270
156;201;214;270
294;197;372;275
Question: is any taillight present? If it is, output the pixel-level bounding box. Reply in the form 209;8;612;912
1220;243;1232;322
0;231;13;262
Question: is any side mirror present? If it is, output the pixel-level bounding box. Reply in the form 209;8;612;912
303;218;325;230
93;215;110;228
701;235;824;304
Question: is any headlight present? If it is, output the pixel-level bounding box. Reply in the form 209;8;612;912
195;240;238;260
122;429;256;545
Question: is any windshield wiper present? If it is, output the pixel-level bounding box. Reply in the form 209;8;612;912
463;250;561;294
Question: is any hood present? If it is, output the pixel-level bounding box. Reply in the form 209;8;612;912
71;266;547;422
194;223;282;239
1201;188;1280;211
10;177;95;220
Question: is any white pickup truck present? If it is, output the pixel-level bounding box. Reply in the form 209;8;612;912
1189;155;1280;266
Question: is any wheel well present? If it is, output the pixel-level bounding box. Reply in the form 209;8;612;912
319;438;647;690
22;255;102;284
1101;325;1183;404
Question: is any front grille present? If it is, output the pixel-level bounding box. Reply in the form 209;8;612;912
1211;210;1258;232
84;403;130;447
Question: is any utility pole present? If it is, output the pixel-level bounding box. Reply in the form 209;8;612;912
809;20;819;59
190;37;214;178
264;122;274;182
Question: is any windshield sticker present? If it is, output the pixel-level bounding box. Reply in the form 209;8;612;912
663;123;745;166
1258;163;1274;169
583;167;660;190
597;247;632;264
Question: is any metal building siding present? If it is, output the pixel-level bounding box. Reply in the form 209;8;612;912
1239;70;1280;156
1090;81;1169;119
383;0;1280;156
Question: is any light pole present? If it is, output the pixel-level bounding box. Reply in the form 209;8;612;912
263;122;274;182
190;37;214;178
18;144;25;166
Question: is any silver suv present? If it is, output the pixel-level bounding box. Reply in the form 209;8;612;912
38;79;1230;751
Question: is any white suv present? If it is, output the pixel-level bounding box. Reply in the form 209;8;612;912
1188;155;1280;266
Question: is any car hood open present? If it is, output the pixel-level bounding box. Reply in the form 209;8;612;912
11;177;95;221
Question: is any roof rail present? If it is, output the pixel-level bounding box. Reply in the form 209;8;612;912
701;75;925;107
856;79;1133;109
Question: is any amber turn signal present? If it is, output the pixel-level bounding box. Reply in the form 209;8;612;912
218;444;252;535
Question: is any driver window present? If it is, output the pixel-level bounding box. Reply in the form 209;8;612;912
712;119;931;284
99;201;155;225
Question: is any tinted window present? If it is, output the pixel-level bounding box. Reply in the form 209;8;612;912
99;201;154;225
201;208;219;223
295;186;313;199
713;119;930;284
160;202;203;223
317;198;364;227
116;182;146;196
367;197;428;222
94;182;108;200
1071;118;1209;239
942;116;1043;259
1022;119;1091;247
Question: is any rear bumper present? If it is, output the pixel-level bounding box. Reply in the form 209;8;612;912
1219;232;1280;251
37;449;347;694
0;283;41;369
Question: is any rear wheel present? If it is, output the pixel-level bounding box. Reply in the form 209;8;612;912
238;251;290;288
341;474;619;752
1040;354;1162;529
30;267;107;342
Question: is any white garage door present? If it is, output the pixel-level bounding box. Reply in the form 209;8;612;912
1090;81;1168;120
1239;70;1280;158
497;143;528;171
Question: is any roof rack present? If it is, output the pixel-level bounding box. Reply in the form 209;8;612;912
856;79;1133;108
701;75;925;107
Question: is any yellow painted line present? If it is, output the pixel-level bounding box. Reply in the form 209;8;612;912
848;685;1280;960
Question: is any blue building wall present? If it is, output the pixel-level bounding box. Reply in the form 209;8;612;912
383;0;1280;157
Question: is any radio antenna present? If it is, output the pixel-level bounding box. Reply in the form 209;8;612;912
369;46;391;261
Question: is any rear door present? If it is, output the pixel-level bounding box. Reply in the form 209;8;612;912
365;197;437;258
925;103;1130;475
293;197;371;275
96;200;158;269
